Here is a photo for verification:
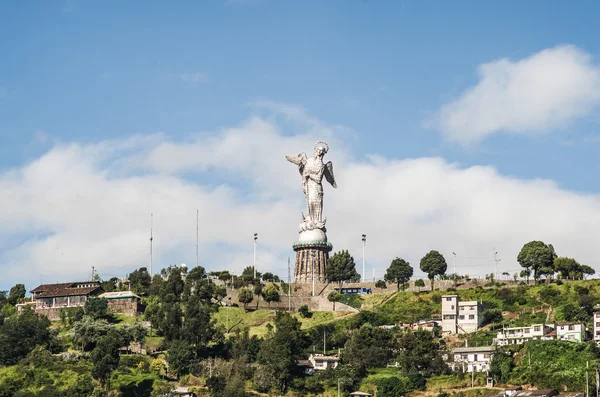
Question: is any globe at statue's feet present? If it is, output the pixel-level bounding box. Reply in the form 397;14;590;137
297;228;327;243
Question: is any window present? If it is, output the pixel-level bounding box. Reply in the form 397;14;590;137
596;322;600;327
524;328;530;334
461;354;468;360
460;306;465;311
534;326;541;332
484;354;491;359
446;297;452;301
561;326;565;330
469;315;475;320
458;315;465;320
569;324;575;331
451;305;455;310
444;315;455;320
470;306;475;310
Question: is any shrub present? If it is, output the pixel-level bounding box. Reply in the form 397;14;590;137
375;280;387;289
298;305;311;318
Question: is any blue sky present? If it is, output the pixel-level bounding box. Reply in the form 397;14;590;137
2;1;600;291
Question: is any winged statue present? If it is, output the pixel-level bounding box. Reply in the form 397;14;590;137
286;141;337;232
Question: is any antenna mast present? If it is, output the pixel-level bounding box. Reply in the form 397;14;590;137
150;213;153;276
196;209;199;268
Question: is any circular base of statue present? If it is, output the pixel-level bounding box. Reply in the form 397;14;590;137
293;237;332;284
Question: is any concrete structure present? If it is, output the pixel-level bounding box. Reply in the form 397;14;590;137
287;142;337;283
441;295;483;334
27;281;104;320
495;324;553;346
594;312;600;344
308;354;340;370
495;323;586;345
99;291;142;316
555;323;586;342
451;345;495;373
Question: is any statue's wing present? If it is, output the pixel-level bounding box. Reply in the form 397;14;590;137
286;152;307;174
324;161;337;188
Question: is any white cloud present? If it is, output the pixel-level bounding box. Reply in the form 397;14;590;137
2;104;600;290
434;45;600;144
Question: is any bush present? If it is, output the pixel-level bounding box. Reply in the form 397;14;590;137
298;305;312;318
375;280;387;289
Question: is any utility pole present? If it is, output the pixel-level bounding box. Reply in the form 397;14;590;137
361;234;367;283
453;252;457;275
471;369;474;388
253;233;258;279
311;251;315;297
288;257;291;311
372;268;375;283
150;213;153;276
586;361;590;397
196;210;199;268
596;368;599;397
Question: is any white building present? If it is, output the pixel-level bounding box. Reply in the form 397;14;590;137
308;354;339;370
495;324;552;346
594;312;600;344
442;295;483;334
451;345;495;372
556;323;586;342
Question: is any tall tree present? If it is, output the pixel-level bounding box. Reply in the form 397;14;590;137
84;297;109;320
517;241;556;284
326;250;360;289
90;329;122;390
7;284;25;305
419;250;447;291
238;288;254;309
261;284;281;309
384;258;413;291
128;267;152;296
257;311;307;393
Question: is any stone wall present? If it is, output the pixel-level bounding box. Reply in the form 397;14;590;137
107;298;141;316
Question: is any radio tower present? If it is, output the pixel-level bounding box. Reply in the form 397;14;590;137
150;213;153;275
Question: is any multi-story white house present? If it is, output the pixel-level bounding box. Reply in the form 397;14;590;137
594;312;600;344
495;324;553;346
451;345;495;372
442;295;483;334
555;323;586;342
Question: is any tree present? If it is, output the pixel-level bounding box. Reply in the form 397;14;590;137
254;281;264;309
242;266;261;282
378;376;408;397
261;284;281;309
257;311;307;393
100;277;119;293
166;339;196;378
91;329;122;390
375;280;387;289
414;279;425;289
517;241;556;284
419;250;447;291
385;258;413;292
238;288;254;309
7;284;25;306
262;272;280;282
0;306;52;365
326;250;360;289
84;297;109;320
128;267;152;296
328;290;341;311
342;323;396;369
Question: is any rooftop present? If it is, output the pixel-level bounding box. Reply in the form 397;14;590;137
99;291;140;300
31;282;102;298
453;346;495;353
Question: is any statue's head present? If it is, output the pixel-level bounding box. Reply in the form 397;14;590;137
314;141;329;158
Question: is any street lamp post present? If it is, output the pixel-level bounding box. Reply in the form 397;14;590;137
253;233;258;279
361;234;367;283
453;252;457;275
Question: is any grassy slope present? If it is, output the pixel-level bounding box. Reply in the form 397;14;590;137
212;307;356;337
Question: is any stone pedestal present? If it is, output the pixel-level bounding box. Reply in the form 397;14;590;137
293;239;332;283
